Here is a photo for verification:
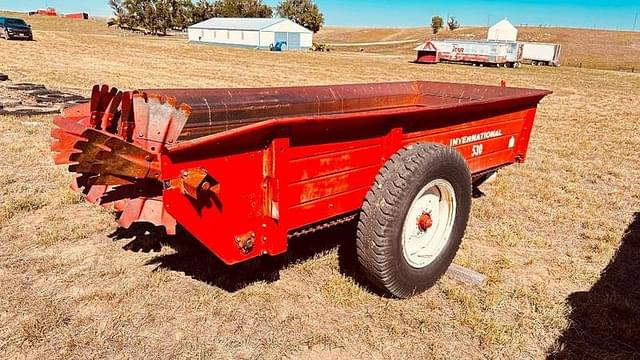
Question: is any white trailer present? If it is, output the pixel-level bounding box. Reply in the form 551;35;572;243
415;40;523;68
521;42;562;66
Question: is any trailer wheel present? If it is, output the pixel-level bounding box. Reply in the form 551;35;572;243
356;143;471;298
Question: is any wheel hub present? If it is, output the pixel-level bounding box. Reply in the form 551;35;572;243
401;179;457;269
417;212;433;232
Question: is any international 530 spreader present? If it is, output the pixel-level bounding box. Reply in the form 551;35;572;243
51;81;550;298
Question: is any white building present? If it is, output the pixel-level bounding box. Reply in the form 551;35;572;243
188;18;313;50
487;19;518;41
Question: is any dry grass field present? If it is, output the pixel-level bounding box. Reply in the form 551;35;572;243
1;11;639;359
316;26;640;71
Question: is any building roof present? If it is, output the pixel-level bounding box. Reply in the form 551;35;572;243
189;17;311;32
488;18;518;41
490;19;516;31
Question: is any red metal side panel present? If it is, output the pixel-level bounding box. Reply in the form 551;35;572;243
402;109;533;173
161;149;279;264
162;107;538;265
514;108;538;162
283;138;384;230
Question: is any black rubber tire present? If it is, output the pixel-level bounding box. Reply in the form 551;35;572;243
0;105;60;116
0;99;21;108
64;98;90;105
356;143;472;298
25;89;60;96
35;93;85;103
7;83;46;91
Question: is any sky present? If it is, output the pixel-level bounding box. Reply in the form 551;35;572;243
0;0;638;30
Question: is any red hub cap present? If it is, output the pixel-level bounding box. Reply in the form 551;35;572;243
417;212;433;232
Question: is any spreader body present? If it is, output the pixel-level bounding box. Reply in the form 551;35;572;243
52;81;550;265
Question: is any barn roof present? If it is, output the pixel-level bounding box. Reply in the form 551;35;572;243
189;17;311;33
490;19;516;30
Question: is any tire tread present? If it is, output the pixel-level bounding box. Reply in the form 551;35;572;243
356;143;471;298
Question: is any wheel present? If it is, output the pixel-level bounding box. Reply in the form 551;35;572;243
531;61;537;66
3;30;10;40
356;143;472;298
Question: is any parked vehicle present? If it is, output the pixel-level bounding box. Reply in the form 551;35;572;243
416;40;523;67
270;41;288;51
0;17;33;40
51;81;550;298
521;42;562;66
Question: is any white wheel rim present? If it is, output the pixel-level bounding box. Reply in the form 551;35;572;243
401;179;457;269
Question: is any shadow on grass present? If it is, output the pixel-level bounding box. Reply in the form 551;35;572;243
108;219;376;294
548;212;640;359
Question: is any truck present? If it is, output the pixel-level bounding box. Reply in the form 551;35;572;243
415;40;523;68
0;17;33;41
521;42;562;66
51;81;550;298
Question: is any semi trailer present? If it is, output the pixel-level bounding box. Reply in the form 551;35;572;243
415;40;523;67
521;42;562;66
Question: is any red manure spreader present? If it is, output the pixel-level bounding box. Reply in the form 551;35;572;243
51;81;550;298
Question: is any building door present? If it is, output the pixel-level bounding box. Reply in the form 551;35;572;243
274;32;288;50
288;33;301;49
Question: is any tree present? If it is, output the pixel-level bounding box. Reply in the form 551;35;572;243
276;0;324;33
192;0;216;24
124;0;164;35
108;0;132;28
170;0;195;29
213;0;273;18
110;0;194;35
109;0;274;36
447;16;460;31
431;16;444;34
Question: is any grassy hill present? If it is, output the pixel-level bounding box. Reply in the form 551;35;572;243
316;26;640;71
3;10;639;70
